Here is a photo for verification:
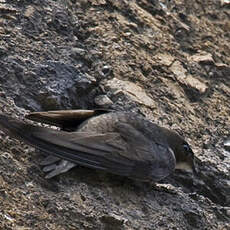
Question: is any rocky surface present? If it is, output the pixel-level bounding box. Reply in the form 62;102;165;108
0;0;229;229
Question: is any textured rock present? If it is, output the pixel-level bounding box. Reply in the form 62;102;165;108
0;59;96;110
94;95;113;107
170;61;208;95
154;53;175;66
0;0;229;229
105;78;155;108
188;51;214;64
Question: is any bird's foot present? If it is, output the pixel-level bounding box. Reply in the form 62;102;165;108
40;155;76;179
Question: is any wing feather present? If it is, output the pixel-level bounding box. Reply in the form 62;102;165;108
0;114;176;180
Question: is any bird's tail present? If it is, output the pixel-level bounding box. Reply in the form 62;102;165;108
0;114;90;166
0;114;39;143
0;114;62;158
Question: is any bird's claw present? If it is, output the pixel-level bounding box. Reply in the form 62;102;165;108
40;155;60;166
40;156;76;179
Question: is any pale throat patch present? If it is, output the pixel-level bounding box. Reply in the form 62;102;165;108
175;162;193;172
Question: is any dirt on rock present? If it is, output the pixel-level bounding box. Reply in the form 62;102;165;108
0;0;229;229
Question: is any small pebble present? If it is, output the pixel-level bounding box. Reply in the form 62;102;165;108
94;95;113;106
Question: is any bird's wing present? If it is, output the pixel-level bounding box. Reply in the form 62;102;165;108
0;114;175;181
111;122;176;180
25;109;111;130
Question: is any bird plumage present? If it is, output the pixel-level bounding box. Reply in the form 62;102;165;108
0;110;195;181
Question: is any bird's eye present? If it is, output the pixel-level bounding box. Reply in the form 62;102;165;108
182;142;194;156
183;144;191;152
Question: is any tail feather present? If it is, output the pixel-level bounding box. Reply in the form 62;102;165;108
0;114;106;169
0;114;31;140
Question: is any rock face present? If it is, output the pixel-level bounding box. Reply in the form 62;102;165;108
0;0;229;229
0;59;96;111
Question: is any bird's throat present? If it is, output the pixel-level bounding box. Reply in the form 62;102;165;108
175;162;193;172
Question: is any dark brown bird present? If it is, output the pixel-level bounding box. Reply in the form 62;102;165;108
0;110;196;181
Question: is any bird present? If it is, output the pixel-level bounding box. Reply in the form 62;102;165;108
0;109;196;181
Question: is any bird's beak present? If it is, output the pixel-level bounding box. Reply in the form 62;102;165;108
175;161;193;172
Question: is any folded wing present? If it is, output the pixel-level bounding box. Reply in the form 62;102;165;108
0;114;175;181
25;109;111;130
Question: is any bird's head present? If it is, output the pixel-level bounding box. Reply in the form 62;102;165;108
173;139;196;173
163;128;196;173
